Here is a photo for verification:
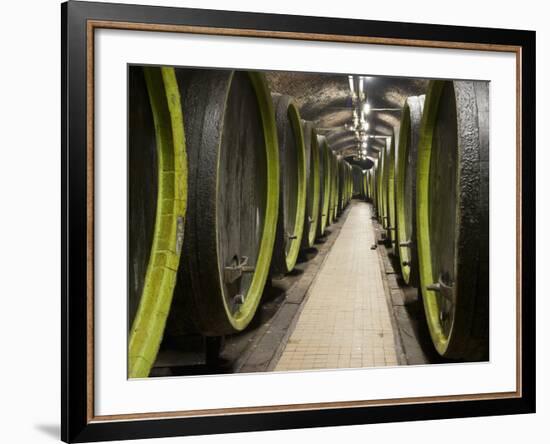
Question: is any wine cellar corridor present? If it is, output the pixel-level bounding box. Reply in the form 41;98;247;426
129;66;489;378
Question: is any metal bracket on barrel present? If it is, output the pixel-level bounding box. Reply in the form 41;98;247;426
285;232;298;241
224;256;254;284
426;276;454;301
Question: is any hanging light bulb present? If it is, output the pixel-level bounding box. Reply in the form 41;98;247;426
348;75;356;103
362;102;371;115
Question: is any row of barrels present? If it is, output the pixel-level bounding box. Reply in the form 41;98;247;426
367;80;489;361
128;67;353;377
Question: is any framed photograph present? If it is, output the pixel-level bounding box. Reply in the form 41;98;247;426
62;1;535;442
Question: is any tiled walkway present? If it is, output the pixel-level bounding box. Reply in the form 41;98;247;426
274;202;399;371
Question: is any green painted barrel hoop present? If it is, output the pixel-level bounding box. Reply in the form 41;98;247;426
417;80;485;358
128;67;188;378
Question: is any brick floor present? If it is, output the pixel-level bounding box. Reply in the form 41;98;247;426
275;202;399;371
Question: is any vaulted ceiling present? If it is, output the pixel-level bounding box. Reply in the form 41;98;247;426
266;72;429;169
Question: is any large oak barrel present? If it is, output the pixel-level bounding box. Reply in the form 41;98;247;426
352;165;363;197
376;141;388;229
370;162;378;211
270;94;307;275
332;152;340;220
337;155;346;214
363;170;369;200
416;80;489;360
327;149;334;226
395;95;425;286
300;121;321;249
169;69;279;337
344;162;350;208
346;162;352;205
128;66;188;378
386;134;397;254
316;135;331;237
328;149;338;224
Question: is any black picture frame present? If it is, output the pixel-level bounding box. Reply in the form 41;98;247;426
61;1;536;442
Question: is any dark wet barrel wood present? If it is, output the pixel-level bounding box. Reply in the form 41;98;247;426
128;67;158;329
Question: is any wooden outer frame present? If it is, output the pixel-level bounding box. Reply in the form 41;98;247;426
62;1;535;442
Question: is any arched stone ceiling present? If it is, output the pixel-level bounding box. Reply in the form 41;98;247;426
266;71;429;168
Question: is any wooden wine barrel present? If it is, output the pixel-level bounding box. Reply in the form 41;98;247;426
386;134;397;253
417;80;489;360
270;94;307;275
395;95;425;287
337;156;346;214
169;69;279;337
316;135;331;237
376;142;388;229
352;165;363;197
346;163;353;204
128;66;188;378
332;152;340;220
342;162;348;206
375;153;381;220
300;121;321;249
370;162;378;211
327;149;335;226
328;149;338;224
